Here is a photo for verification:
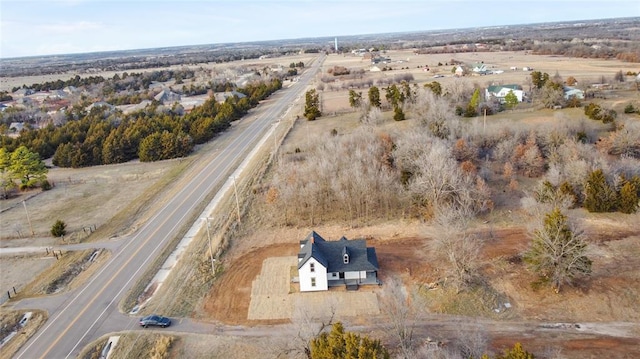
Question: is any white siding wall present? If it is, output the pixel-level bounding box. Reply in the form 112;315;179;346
496;88;524;102
299;258;328;292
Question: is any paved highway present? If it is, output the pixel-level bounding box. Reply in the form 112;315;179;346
14;54;324;359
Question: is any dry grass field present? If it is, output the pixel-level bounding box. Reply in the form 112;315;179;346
2;50;640;358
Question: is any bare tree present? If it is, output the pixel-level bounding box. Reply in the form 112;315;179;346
268;128;404;226
289;297;338;358
360;102;385;127
451;321;489;359
397;137;490;214
430;203;483;292
379;276;421;358
408;87;458;139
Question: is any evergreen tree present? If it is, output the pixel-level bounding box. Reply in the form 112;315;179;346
139;132;164;162
304;89;321;121
494;342;536;359
424;81;442;96
618;180;638;214
9;146;48;188
0;148;16;198
368;86;381;108
504;90;519;108
393;106;406;121
385;84;403;108
348;90;362;109
310;322;390;359
524;207;592;292
531;71;549;89
584;169;617;212
51;219;67;237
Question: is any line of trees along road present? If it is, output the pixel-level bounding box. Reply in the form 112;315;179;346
1;79;282;168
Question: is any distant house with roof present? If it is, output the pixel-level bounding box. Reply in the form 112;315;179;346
454;65;465;77
297;231;380;292
9;122;24;133
213;90;247;103
12;88;34;97
563;86;584;100
485;84;524;103
86;101;115;113
63;86;79;95
472;63;489;74
154;89;181;104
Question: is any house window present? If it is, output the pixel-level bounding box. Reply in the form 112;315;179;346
310;263;315;273
311;277;316;287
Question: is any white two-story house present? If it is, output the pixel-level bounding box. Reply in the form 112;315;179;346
485;84;525;103
297;231;380;292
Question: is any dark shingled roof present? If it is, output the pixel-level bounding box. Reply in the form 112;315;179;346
298;231;379;272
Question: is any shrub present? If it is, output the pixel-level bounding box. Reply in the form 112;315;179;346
41;180;52;191
51;220;67;237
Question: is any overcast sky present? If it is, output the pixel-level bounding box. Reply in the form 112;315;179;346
1;0;638;58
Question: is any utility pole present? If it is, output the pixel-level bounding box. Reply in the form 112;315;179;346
272;122;278;156
483;107;487;135
231;176;241;224
205;217;215;276
22;200;34;236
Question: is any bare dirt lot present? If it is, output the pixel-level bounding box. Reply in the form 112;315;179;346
201;220;640;323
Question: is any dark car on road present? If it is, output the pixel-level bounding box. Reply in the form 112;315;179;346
139;315;171;328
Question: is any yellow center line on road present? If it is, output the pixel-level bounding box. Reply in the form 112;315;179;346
37;150;239;358
41;221;175;358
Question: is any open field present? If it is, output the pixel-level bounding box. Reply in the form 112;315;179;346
1;50;640;358
0;159;185;244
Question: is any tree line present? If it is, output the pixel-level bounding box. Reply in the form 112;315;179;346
1;79;282;167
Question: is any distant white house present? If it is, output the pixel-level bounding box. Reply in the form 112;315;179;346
297;231;380;292
563;86;584;100
472;63;488;74
454;65;465;77
485;85;524;103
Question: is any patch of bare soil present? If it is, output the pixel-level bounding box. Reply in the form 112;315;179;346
202;243;296;325
491;334;640;359
201;216;640;358
201;233;430;325
484;224;640;323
